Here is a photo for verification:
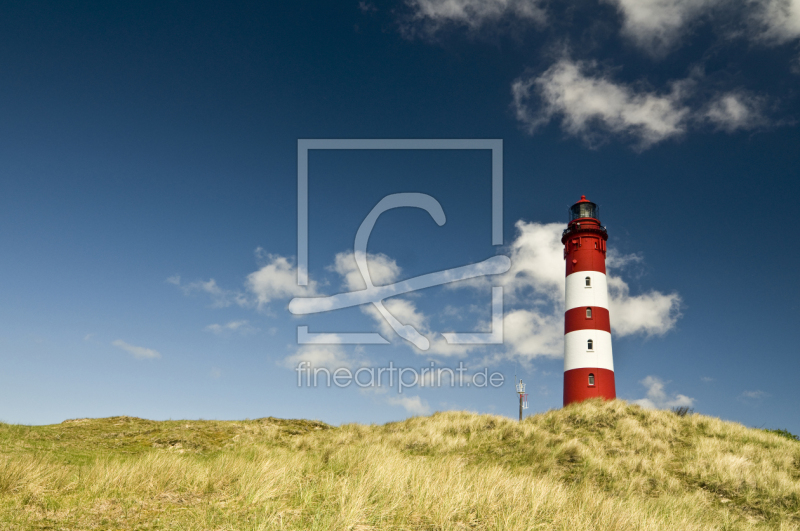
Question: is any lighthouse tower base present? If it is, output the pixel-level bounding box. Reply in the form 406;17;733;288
563;368;616;405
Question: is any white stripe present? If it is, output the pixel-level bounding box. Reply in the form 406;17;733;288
564;330;613;371
565;271;608;310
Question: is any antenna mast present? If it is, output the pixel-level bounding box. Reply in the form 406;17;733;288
515;377;528;421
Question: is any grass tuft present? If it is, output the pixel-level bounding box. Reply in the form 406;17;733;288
764;429;800;443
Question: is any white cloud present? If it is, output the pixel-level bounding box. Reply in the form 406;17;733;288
498;221;680;339
403;0;546;35
453;220;565;302
169;276;248;308
402;0;800;51
386;394;432;415
442;304;465;318
606;249;644;270
604;0;721;54
513;58;692;149
239;225;677;363
512;57;772;149
502;309;564;359
751;0;800;43
204;320;256;335
282;344;356;370
498;221;567;300
605;0;800;52
112;339;161;360
246;254;318;309
367;298;428;337
359;1;378;13
331;250;478;356
361;289;478;356
739;389;768;399
330;251;402;291
330;251;416;340
607;276;682;337
703;91;767;132
172;252;316;312
454;221;682;359
633;375;695;409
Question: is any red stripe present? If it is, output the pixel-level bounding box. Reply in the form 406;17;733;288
564;236;606;275
566;249;606;275
564;306;610;334
563;367;616;406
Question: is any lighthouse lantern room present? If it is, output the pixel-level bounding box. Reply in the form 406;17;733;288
562;195;616;406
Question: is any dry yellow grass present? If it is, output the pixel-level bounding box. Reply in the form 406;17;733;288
1;399;798;530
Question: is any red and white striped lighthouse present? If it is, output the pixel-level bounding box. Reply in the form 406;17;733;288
562;195;616;406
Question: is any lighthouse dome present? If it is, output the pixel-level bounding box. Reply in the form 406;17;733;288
569;195;600;222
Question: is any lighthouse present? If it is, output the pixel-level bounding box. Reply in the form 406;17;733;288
562;195;616;406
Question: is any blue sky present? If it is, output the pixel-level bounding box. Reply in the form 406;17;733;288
0;1;798;433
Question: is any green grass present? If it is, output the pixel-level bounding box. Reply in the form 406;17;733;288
1;400;798;530
764;429;800;443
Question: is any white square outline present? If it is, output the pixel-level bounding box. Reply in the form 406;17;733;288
297;138;503;286
295;139;503;345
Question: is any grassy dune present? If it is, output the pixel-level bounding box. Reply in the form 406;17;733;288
1;400;799;530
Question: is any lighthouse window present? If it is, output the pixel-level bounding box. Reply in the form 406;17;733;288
588;373;595;386
569;202;600;221
587;339;594;350
585;276;591;287
586;307;592;319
